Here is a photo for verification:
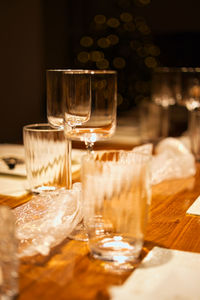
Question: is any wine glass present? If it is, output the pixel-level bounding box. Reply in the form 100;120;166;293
151;67;181;138
63;70;117;152
62;70;117;241
46;69;92;189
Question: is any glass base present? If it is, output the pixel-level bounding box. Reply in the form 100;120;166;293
68;222;88;242
89;235;143;270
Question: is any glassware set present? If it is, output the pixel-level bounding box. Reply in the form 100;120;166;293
21;68;153;270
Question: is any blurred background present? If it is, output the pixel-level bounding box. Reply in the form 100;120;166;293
1;0;200;144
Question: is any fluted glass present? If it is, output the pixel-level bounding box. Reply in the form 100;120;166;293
23;124;70;193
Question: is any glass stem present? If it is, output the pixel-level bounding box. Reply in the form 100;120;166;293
85;141;94;154
161;106;169;138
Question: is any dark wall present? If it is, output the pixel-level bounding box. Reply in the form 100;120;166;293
0;0;45;143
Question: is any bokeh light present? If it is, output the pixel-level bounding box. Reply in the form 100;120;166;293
77;51;90;63
113;57;126;69
94;14;106;24
97;37;110;48
96;59;109;69
107;18;120;28
90;51;104;62
144;56;157;68
80;36;93;47
107;34;119;45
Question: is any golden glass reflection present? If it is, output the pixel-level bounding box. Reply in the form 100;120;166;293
80;36;93;47
107;18;120;28
113;57;126;69
94;14;106;24
77;51;90;63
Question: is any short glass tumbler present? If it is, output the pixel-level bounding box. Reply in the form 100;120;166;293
23;124;70;193
81;150;152;269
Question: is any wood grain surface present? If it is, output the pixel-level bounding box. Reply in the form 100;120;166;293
1;159;200;300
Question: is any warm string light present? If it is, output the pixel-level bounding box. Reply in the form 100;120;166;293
76;0;160;110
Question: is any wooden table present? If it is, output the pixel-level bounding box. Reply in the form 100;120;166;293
1;159;200;300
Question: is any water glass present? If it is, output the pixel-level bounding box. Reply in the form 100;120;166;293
64;70;117;151
23;123;71;193
151;67;181;138
81;150;152;270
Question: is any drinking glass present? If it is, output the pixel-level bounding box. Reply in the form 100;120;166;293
46;69;92;188
23;124;71;193
178;68;200;142
81;150;152;270
151;67;181;138
63;70;117;241
63;70;117;152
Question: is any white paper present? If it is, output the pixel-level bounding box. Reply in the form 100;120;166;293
110;247;200;300
187;195;200;216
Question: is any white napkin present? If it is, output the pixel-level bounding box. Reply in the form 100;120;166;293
110;246;200;300
187;195;200;216
0;175;28;197
151;137;196;185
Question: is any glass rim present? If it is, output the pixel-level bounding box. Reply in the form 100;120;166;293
46;69;117;75
23;123;63;132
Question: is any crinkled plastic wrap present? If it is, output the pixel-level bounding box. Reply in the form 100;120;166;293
14;183;82;258
151;137;196;185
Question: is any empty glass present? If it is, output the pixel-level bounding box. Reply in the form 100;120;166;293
63;70;117;152
178;68;200;142
81;150;152;270
46;69;92;189
151;67;181;138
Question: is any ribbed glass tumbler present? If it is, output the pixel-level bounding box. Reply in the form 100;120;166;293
81;150;152;270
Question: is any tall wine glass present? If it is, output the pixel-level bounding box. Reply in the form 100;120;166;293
63;70;117;152
62;70;117;241
151;67;181;138
46;69;92;189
